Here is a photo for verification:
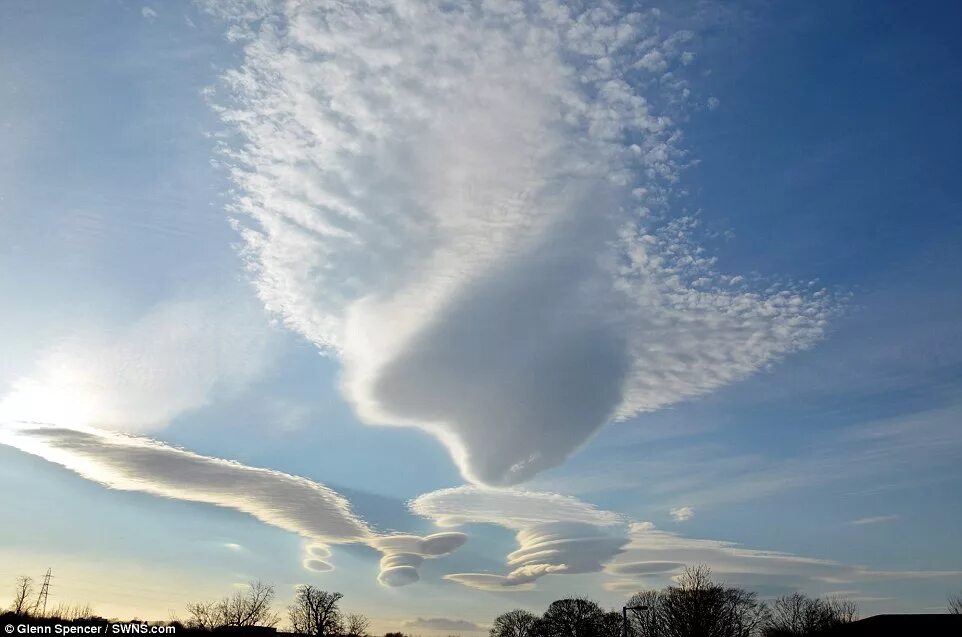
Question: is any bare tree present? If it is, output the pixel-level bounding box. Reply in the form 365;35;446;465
948;592;962;614
50;603;95;621
345;613;371;637
598;611;622;637
625;591;660;637
824;598;858;625
11;576;33;616
184;581;279;630
185;601;221;631
218;581;280;628
491;610;539;637
764;593;856;637
288;587;343;637
540;598;605;637
626;566;766;637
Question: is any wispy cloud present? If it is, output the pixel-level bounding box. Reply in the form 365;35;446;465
0;298;274;433
403;618;485;632
604;522;962;595
205;0;835;487
537;403;962;513
670;506;694;522
847;515;898;526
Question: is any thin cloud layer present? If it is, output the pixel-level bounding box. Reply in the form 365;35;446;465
0;299;272;433
403;618;485;632
603;522;962;595
410;485;624;529
207;0;836;486
0;423;464;586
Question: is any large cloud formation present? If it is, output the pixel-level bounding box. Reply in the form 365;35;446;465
0;422;464;586
208;0;835;486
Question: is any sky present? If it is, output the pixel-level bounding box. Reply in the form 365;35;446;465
1;0;961;630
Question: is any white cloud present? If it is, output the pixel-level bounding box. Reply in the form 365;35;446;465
670;506;694;522
369;532;468;586
412;486;627;590
205;0;835;487
403;618;485;632
0;423;464;586
410;485;624;529
0;298;274;433
413;488;959;593
606;560;685;575
141;6;157;19
0;295;467;586
603;522;962;595
847;515;898;526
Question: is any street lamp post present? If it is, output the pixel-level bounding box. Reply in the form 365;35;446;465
621;605;648;637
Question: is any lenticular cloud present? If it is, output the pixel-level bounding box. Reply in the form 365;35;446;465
210;0;834;486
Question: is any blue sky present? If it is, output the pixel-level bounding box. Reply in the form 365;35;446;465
1;0;960;629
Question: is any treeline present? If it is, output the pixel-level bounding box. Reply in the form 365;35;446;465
182;582;369;637
490;567;858;637
7;567;962;637
3;577;371;637
5;575;98;622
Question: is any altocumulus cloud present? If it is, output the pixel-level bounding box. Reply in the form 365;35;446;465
206;0;836;487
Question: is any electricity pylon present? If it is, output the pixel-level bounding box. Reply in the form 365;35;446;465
33;568;52;617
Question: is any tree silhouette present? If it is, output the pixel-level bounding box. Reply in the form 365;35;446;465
490;610;539;637
185;580;279;629
221;581;279;628
185;601;220;631
597;611;622;637
288;587;343;637
947;592;962;614
540;598;606;637
345;612;371;637
50;603;94;621
624;591;659;637
625;566;766;637
11;576;33;616
763;592;857;636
